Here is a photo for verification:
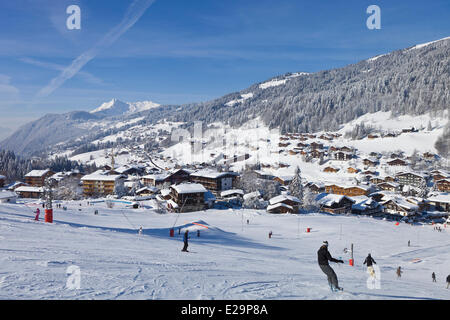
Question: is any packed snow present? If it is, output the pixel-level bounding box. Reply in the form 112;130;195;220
0;201;449;300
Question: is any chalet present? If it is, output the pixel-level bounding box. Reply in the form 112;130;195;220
81;171;125;197
273;176;294;186
253;170;275;181
387;159;407;167
278;142;290;148
297;142;308;148
370;177;385;184
310;142;324;150
384;175;396;182
381;197;418;217
363;158;378;167
0;191;17;203
405;197;427;212
367;134;379;139
305;182;325;194
333;151;352;161
436;179;450;192
135;186;159;197
329;146;339;152
220;189;244;200
347;167;359;174
325;184;371;197
426;193;450;212
190;170;239;194
0;175;5;188
24;169;55;187
432;173;448;182
377;182;400;192
383;133;397;138
423;152;436;160
351;195;382;216
323;166;339;173
339;146;353;153
15;186;44;199
395;172;426;187
316;193;355;214
310;149;325;159
363;170;377;176
142;169;192;187
168;183;207;213
115;165;145;176
278;162;290;168
142;173;169;187
267;194;301;214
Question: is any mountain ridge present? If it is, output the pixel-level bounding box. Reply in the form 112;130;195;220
1;36;449;156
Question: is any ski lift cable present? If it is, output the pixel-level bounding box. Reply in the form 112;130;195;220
120;209;137;230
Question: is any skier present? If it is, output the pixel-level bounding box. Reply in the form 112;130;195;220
447;275;450;289
269;231;273;239
138;227;143;235
182;230;189;252
34;208;40;221
396;266;403;278
197;230;200;237
408;240;410;247
317;241;344;292
432;272;436;282
363;253;377;278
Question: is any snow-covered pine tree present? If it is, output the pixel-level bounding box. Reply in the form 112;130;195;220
288;166;303;206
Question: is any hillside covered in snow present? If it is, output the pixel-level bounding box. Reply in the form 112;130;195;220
0;200;449;300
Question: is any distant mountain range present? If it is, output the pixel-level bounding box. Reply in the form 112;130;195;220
1;36;449;157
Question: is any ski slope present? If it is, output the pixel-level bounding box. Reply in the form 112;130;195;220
0;201;449;300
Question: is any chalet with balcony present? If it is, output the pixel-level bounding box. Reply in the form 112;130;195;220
24;169;55;187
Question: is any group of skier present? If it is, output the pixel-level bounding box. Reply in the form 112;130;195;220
317;240;450;292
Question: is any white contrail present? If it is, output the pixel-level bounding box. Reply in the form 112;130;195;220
36;0;156;98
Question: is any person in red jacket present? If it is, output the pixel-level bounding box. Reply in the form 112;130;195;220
34;208;40;221
317;241;344;291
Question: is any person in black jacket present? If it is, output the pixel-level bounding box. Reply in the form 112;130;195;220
182;230;189;252
363;253;376;278
447;274;450;289
432;272;436;282
317;241;344;291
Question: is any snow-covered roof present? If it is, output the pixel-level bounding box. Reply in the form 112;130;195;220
81;173;123;181
315;193;355;206
243;191;261;201
267;203;294;212
350;195;380;211
15;186;44;193
171;183;207;194
166;199;179;209
190;170;238;179
25;169;52;177
160;189;171;197
269;194;301;205
426;193;450;204
220;189;244;197
136;186;158;194
142;173;169;181
381;197;419;211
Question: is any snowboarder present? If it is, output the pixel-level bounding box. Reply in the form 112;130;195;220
432;272;436;282
182;230;189;252
34;208;40;221
363;253;377;278
447;275;450;289
396;266;403;278
317;241;344;292
269;231;272;239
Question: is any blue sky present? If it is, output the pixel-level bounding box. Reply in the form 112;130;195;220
0;0;449;134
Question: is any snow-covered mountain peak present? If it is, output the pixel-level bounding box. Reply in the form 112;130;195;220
90;99;160;117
